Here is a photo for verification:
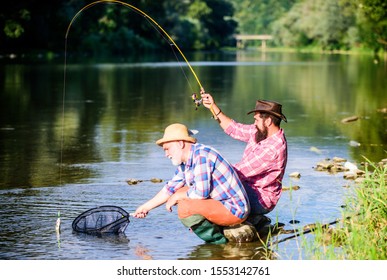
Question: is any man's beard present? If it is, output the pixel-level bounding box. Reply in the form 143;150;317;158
255;125;268;143
169;156;182;166
170;158;182;166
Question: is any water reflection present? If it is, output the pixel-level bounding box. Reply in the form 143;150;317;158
182;241;275;260
0;51;386;259
73;232;130;245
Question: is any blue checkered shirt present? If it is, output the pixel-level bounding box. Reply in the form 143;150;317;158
163;143;250;219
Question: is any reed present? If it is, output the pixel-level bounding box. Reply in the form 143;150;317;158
305;159;387;259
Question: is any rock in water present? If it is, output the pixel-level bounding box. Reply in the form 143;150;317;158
289;172;301;178
223;223;258;243
341;116;358;123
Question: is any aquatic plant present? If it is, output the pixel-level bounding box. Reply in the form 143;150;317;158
305;158;387;259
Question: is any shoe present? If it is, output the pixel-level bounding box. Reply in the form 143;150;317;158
246;214;271;232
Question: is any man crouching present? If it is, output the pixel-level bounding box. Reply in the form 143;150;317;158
133;123;250;244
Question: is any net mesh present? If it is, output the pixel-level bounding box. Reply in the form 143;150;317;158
72;205;130;234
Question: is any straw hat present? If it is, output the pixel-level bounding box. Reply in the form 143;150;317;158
156;123;197;146
247;100;287;122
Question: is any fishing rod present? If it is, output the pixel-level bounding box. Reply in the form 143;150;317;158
65;0;217;117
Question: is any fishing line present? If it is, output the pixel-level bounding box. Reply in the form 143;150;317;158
140;13;196;93
65;0;204;91
60;31;69;185
61;0;218;183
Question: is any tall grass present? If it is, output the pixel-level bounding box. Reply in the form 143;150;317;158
305;159;387;259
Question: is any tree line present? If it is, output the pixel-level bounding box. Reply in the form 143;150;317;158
0;0;385;58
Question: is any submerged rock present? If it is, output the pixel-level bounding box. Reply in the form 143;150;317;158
150;178;163;183
341;115;359;123
223;223;258;243
349;140;361;147
310;146;323;154
315;160;335;171
333;157;346;163
289;172;301;178
282;185;300;191
126;179;143;185
126;178;163;185
314;157;368;180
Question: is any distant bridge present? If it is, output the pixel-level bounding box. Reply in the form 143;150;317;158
234;34;273;50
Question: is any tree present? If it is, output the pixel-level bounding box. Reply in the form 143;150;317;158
0;0;238;56
232;0;296;34
355;0;387;52
271;0;357;50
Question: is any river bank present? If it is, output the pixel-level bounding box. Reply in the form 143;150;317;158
300;158;387;259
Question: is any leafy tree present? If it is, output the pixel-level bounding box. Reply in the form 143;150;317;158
1;0;238;56
354;0;387;52
197;0;237;49
271;0;357;50
232;0;296;34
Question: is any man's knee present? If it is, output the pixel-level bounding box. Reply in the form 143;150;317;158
179;214;227;244
179;214;205;228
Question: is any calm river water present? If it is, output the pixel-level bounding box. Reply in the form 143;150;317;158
0;51;386;260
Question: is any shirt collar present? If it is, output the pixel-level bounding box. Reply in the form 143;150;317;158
184;143;198;167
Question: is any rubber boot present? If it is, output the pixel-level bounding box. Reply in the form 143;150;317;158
180;214;228;244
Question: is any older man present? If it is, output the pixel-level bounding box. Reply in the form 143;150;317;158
133;123;250;244
202;93;288;222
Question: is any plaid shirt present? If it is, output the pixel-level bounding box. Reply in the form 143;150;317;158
225;120;288;212
163;143;249;219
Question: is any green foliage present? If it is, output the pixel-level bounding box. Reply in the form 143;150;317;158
0;0;238;55
0;0;386;55
3;9;30;39
355;0;387;51
4;20;25;38
305;160;387;259
232;0;296;34
271;0;357;50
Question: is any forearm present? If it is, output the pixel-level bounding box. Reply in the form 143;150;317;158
134;189;170;217
211;104;232;130
201;92;232;130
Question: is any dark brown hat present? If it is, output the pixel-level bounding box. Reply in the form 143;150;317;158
247;100;287;122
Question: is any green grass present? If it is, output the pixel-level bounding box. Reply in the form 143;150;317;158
304;159;387;259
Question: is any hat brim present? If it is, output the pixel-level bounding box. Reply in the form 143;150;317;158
247;109;287;122
156;136;197;146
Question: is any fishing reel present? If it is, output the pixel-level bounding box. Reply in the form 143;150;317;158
191;93;202;110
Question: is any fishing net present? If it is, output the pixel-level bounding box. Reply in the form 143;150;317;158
72;205;130;235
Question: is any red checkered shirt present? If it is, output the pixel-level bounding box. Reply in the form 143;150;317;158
225;120;288;212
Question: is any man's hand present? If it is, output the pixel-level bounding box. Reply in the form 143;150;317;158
201;92;215;110
165;189;188;212
133;205;149;218
165;196;178;212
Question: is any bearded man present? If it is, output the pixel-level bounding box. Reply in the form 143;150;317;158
202;93;288;219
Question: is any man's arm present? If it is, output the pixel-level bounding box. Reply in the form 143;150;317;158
133;189;170;218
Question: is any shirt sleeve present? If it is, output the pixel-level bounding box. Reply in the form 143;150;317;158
224;120;256;143
163;165;187;196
